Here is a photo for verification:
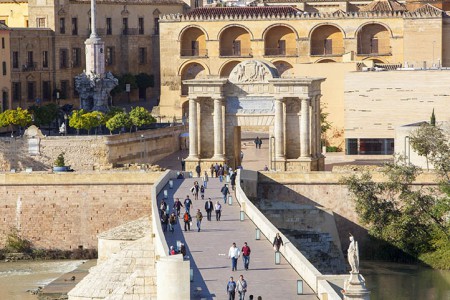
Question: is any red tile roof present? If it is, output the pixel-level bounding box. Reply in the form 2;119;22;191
186;6;302;18
360;0;406;12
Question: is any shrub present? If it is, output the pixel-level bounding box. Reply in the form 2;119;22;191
54;152;65;167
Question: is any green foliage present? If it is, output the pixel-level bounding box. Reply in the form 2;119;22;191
129;106;155;131
320;107;332;135
326;146;340;152
0;108;33;129
342;124;450;268
54;152;65;167
111;73;138;96
29;103;59;127
105;106;124;121
82;111;105;134
430;109;436;126
6;228;32;253
69;109;87;133
105;112;132;134
135;73;154;89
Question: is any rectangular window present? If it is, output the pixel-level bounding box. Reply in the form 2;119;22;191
278;40;286;55
324;39;332;55
72;17;78;35
72;48;81;67
88;17;91;33
122;18;128;35
27;81;35;101
2;61;6;76
106;47;114;65
106;18;112;35
138;47;146;64
191;41;199;56
73;78;79;97
60;49;68;68
154;18;159;35
59;18;65;34
42;51;48;68
36;18;46;28
27;51;34;64
1;38;4;49
60;80;69;99
2;91;8;111
138;17;144;35
42;81;51;101
13;82;21;102
232;40;241;56
12;52;19;69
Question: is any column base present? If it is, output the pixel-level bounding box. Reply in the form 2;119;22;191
283;156;324;171
342;272;371;300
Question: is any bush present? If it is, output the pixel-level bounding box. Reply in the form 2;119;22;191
54;152;65;167
6;229;32;253
326;146;340;152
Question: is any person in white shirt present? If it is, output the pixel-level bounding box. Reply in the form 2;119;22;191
228;242;240;271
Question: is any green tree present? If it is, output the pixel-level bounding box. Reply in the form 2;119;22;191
105;106;125;121
82;111;105;135
105;112;131;134
0;108;32;134
430;109;436;126
410;123;447;171
29;103;59;133
129;106;155;131
111;73;138;99
320;106;332;147
69;109;87;135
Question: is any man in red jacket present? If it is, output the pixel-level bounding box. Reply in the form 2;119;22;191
241;242;251;270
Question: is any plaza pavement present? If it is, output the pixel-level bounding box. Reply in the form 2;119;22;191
158;177;318;299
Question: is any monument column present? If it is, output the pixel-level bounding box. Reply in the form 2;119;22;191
300;97;311;157
213;96;224;159
316;95;322;157
188;96;198;159
274;96;285;159
310;97;317;158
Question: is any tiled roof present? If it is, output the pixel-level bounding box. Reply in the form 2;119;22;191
71;0;184;4
0;24;9;30
186;6;302;17
360;0;406;12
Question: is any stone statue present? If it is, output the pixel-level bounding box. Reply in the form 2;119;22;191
229;60;278;83
348;235;359;273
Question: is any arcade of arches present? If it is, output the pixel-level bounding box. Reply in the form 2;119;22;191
182;60;325;172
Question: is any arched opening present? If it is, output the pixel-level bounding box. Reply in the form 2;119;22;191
357;24;391;56
310;25;344;56
180;27;207;57
272;61;293;77
264;25;297;56
316;59;336;63
219;60;241;78
219;26;252;57
180;63;206;95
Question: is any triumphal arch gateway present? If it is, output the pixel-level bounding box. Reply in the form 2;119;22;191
183;59;325;172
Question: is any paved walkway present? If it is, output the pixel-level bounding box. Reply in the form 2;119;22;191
158;177;317;300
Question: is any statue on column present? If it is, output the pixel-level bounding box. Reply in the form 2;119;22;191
348;235;359;273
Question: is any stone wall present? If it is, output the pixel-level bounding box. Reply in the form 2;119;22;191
0;125;187;171
0;172;160;250
257;171;439;250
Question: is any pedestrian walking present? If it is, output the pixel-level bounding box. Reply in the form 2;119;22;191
219;166;224;182
200;185;205;200
203;171;209;188
236;275;248;300
190;181;200;200
159;199;167;216
183;211;192;231
210;164;215;178
169;245;176;255
254;137;260;149
173;198;183;218
160;211;168;232
214;163;219;177
184;195;193;213
221;184;230;204
230;172;237;190
215;201;222;221
273;232;284;251
241;242;251;270
195;209;203;232
180;243;186;258
258;138;262;149
226;277;237;300
205;198;213;221
169;212;176;233
195;164;201;178
228;242;240;271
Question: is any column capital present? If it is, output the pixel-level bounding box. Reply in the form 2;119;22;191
274;96;285;102
212;95;224;101
188;95;198;101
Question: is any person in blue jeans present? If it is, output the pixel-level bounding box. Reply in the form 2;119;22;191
228;242;240;271
226;276;237;300
221;184;230;204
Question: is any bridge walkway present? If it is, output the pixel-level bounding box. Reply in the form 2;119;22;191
158;176;318;300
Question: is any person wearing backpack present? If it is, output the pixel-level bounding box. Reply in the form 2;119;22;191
169;212;176;234
183;211;191;231
236;275;248;300
195;209;203;232
221;184;230;204
160;211;168;232
226;276;237;300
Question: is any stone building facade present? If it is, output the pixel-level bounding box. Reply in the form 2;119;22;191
1;0;186;110
0;24;11;111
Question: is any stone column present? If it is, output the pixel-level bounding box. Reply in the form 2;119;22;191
311;99;317;158
300;97;310;157
274;97;285;159
188;96;198;159
213;97;224;159
316;95;322;157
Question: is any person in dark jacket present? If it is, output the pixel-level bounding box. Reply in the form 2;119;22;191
273;232;284;251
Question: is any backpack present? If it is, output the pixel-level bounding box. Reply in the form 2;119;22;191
184;213;189;222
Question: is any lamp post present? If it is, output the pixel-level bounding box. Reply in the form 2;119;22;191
432;41;436;68
140;134;144;163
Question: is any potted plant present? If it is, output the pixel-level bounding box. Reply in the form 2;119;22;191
53;152;68;172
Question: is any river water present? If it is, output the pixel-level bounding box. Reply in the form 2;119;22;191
0;260;85;300
0;260;448;299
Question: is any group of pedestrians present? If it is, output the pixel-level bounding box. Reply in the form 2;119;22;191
254;137;263;149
